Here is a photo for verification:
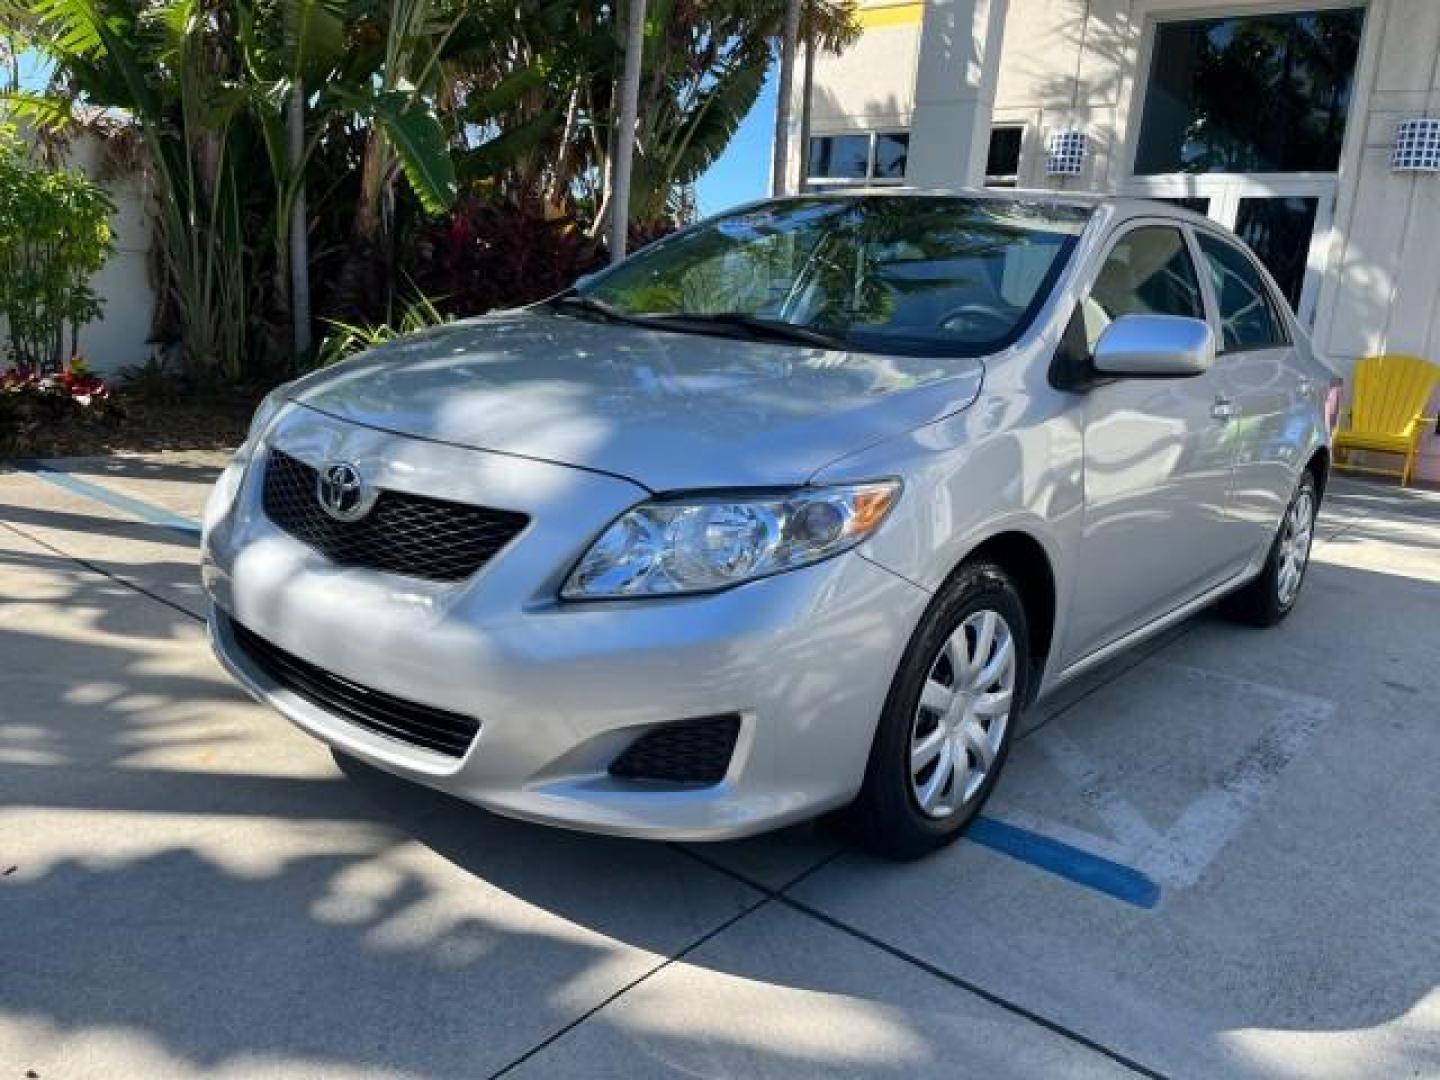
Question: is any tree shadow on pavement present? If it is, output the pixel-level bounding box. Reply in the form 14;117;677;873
4;482;1440;1079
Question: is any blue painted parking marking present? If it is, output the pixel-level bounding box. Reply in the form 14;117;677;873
968;816;1162;909
14;461;203;537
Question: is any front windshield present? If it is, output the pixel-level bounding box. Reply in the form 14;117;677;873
577;196;1091;356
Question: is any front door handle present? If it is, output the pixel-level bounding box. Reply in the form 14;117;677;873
1212;396;1238;422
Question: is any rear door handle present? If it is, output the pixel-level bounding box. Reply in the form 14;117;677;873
1297;378;1314;396
1212;396;1238;422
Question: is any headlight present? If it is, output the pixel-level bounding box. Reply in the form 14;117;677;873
561;481;901;599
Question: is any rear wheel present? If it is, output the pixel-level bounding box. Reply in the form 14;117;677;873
1222;472;1318;627
843;561;1029;860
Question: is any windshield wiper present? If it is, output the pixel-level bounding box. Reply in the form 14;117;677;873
546;292;637;324
643;312;849;350
547;296;848;350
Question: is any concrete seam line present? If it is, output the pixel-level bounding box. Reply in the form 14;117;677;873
1314;512;1367;548
674;843;1166;1076
777;894;1172;1080
484;894;772;1079
0;518;205;626
486;850;842;1078
669;842;843;900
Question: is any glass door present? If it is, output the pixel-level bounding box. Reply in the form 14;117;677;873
1121;7;1362;330
1124;174;1333;327
1232;192;1322;316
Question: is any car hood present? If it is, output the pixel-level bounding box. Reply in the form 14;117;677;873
285;309;985;491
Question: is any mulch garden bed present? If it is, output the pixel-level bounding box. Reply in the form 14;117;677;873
1;388;263;461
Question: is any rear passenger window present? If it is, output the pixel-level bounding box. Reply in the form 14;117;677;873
1197;234;1287;352
1082;226;1204;351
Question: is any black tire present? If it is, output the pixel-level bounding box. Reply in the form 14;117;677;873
842;560;1031;860
1221;471;1319;627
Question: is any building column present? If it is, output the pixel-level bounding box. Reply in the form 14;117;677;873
907;0;1009;188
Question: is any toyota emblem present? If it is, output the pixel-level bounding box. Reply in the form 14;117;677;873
316;461;372;522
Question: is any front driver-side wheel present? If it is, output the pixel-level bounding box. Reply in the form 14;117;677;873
843;561;1030;860
1222;471;1318;627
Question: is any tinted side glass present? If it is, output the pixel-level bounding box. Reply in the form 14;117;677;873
1082;226;1204;351
1196;234;1286;352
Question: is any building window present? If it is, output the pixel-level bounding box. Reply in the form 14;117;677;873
808;134;870;180
985;126;1023;187
873;132;910;180
807;131;909;187
1135;8;1364;175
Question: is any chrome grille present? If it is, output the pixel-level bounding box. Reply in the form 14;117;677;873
261;448;528;582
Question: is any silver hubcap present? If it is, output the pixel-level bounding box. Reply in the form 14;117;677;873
1277;487;1315;607
909;609;1016;819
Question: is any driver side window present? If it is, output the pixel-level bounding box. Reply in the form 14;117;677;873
1083;226;1205;352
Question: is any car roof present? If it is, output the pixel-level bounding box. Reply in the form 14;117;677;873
777;186;1220;229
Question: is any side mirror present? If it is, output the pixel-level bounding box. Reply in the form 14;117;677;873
1092;314;1215;378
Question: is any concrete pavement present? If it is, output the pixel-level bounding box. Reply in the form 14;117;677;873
2;453;1437;1078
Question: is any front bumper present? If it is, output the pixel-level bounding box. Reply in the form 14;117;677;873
204;408;931;840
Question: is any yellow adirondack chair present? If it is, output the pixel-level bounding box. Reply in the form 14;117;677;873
1333;354;1440;486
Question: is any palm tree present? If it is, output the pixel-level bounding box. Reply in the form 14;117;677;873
286;78;309;357
348;0;461;247
607;0;646;263
798;16;815;183
612;1;858;223
237;0;349;362
771;0;800;195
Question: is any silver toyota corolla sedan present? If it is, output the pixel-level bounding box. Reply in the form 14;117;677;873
203;191;1331;858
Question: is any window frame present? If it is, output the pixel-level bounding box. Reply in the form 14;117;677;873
805;130;911;188
1188;224;1294;356
1086;218;1208;333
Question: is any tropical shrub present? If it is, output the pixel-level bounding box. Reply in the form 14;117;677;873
314;291;452;368
0;138;114;372
11;0;859;381
404;198;606;319
0;360;116;455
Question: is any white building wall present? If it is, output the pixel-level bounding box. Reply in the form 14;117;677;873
788;0;926;188
0;131;157;378
807;0;1440;482
810;3;924;131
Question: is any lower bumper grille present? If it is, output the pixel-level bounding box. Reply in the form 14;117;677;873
609;714;741;785
227;616;479;758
